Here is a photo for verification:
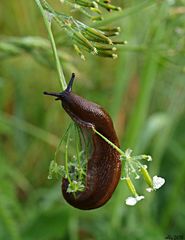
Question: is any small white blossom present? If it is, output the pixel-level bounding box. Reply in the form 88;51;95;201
125;197;137;206
136;195;144;201
125;195;144;206
153;176;165;189
146;176;165;192
147;156;152;161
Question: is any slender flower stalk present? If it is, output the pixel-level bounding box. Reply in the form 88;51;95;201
140;165;153;188
34;0;67;90
93;128;165;206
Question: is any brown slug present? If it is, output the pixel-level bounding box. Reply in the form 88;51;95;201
44;73;121;210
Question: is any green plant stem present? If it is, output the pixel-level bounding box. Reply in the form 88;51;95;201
65;128;72;184
34;0;67;90
53;122;73;163
75;125;82;179
92;127;125;157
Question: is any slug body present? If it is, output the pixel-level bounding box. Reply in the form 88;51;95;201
44;73;121;210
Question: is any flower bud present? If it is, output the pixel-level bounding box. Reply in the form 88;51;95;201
125;177;137;197
73;31;97;54
85;27;112;44
96;1;121;11
141;165;153;188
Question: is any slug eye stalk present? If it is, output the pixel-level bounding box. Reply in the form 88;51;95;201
43;73;76;100
43;91;63;100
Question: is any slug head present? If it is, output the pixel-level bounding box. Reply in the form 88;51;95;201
43;73;75;100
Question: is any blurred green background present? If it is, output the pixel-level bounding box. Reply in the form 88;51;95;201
0;0;185;239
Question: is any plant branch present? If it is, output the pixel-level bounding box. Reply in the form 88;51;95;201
34;0;67;90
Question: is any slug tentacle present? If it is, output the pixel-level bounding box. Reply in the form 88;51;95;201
44;73;121;210
66;72;75;92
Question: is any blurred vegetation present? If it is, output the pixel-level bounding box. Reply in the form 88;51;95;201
0;0;185;240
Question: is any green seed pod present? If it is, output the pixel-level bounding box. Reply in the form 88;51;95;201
97;51;117;59
91;16;103;21
75;0;94;7
90;7;102;14
125;177;138;197
141;166;153;188
85;27;112;44
73;31;97;54
96;1;121;11
94;43;117;51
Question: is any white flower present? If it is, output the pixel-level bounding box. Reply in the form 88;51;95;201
125;195;144;206
146;176;165;192
147;156;152;162
153;176;165;189
136;195;144;201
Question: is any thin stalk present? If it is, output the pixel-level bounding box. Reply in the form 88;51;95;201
75;125;82;179
53;122;73;163
78;125;89;166
34;0;67;90
65;128;72;184
93;127;125;157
